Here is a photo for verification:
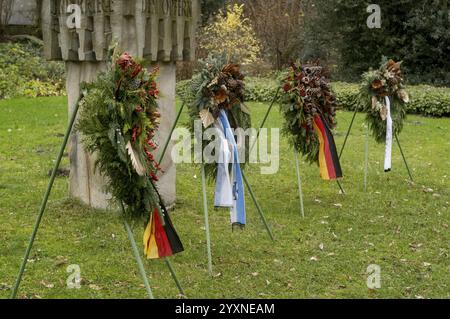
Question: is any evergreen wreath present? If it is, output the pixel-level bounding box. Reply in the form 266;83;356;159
76;50;162;220
359;58;410;143
187;54;251;180
280;62;339;164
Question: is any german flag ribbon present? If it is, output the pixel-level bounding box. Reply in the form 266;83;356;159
313;114;343;181
143;183;184;259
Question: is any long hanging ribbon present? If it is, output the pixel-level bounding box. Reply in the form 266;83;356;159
313;114;343;180
213;120;233;208
214;110;246;227
384;96;393;172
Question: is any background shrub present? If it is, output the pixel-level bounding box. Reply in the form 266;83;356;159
177;78;450;117
0;41;65;99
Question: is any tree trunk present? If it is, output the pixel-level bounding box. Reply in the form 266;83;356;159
35;0;43;32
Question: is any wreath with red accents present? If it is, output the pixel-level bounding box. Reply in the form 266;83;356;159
76;50;162;219
280;62;339;164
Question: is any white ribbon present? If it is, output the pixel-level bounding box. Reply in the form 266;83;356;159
213;110;246;226
214;120;233;208
384;96;393;172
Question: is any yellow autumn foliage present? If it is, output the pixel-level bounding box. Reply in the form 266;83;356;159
199;4;261;65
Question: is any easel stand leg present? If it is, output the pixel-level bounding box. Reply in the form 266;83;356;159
201;165;213;276
155;101;187;295
336;180;346;194
294;151;305;218
159;101;185;163
123;217;155;299
336;108;359;195
164;258;185;296
364;124;370;192
10;101;81;299
395;133;414;182
339;108;359;159
242;173;275;241
249;87;281;153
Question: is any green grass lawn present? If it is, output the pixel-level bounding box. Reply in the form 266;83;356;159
0;96;449;299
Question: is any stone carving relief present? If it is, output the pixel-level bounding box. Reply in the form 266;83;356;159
42;0;200;62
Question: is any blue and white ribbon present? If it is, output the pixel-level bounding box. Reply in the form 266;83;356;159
384;96;393;172
214;110;246;226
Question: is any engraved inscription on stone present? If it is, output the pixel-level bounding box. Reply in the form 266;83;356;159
42;0;199;62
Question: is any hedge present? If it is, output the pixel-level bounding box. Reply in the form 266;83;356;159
177;78;450;117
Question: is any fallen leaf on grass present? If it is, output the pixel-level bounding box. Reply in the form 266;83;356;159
40;281;54;289
409;243;423;251
89;284;102;291
310;256;319;262
319;243;324;251
0;283;11;291
54;256;68;267
251;272;259;277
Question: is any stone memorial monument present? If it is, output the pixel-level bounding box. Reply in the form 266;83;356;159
41;0;200;208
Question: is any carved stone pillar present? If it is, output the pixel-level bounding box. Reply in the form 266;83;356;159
41;0;200;208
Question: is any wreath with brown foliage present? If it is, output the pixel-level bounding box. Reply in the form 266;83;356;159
280;62;339;164
187;54;251;180
359;58;410;143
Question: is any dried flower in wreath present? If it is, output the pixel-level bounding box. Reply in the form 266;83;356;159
359;58;410;143
187;54;251;180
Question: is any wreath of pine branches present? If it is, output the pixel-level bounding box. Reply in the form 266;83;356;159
76;50;162;220
280;62;339;164
186;54;251;180
359;58;410;143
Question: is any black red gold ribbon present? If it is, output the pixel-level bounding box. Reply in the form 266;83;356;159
313;115;343;181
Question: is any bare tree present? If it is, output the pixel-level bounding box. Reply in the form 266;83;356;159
233;0;305;69
0;0;13;35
